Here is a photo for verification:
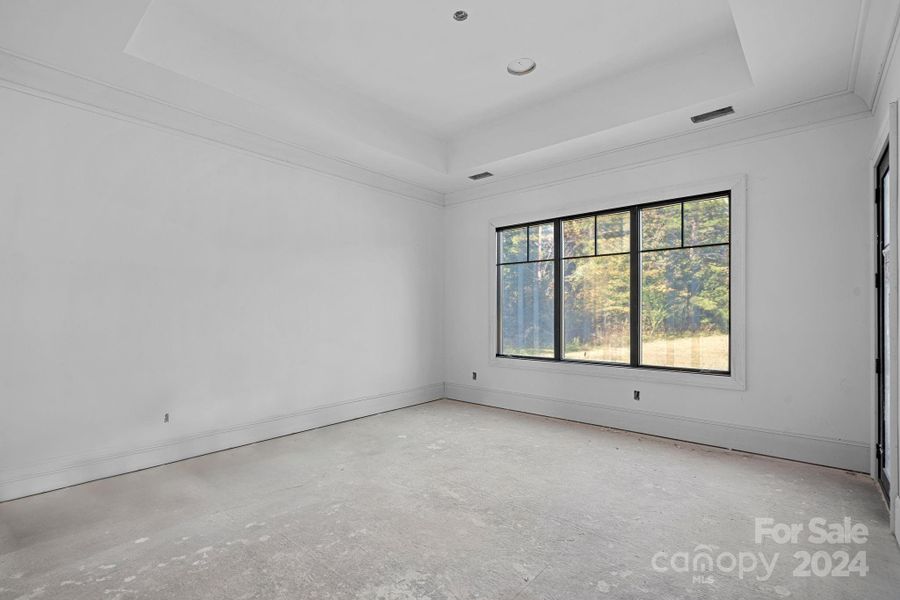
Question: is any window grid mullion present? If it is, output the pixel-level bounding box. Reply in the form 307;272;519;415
526;225;531;262
554;219;563;361
630;207;641;368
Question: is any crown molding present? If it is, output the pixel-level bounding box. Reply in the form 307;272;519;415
0;17;887;213
872;4;900;110
444;91;871;207
848;0;870;93
0;47;445;207
860;0;900;110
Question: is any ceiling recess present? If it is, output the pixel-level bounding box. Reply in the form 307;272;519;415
468;171;493;181
690;106;735;123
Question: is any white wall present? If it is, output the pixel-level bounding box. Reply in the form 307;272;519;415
0;87;444;501
443;116;874;472
0;48;885;502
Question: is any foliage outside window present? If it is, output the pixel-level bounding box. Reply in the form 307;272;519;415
497;192;730;374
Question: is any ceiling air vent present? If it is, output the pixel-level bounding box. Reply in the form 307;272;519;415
690;106;734;124
469;171;493;181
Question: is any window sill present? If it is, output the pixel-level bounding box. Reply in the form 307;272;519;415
489;354;746;391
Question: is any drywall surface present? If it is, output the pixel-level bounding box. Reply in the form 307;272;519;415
0;87;444;501
443;116;873;471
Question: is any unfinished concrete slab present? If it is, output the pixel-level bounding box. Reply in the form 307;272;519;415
1;399;897;599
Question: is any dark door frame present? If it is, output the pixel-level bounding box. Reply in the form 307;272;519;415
876;143;890;501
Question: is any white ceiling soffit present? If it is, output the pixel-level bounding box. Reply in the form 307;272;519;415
448;34;750;173
125;0;448;173
0;0;895;197
126;0;752;177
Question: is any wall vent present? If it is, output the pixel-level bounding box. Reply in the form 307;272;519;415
469;171;493;181
690;106;734;124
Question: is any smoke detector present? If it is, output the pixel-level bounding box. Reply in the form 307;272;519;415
507;58;536;76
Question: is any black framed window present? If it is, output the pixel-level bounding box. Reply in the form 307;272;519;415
496;191;731;374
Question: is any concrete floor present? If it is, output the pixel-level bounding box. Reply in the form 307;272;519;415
1;399;898;600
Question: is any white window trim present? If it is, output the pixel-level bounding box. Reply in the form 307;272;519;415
487;174;747;391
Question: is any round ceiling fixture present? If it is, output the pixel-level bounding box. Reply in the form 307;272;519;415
507;58;536;76
453;10;468;21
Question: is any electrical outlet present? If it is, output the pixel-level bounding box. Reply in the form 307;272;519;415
472;371;477;381
633;390;640;401
164;412;170;423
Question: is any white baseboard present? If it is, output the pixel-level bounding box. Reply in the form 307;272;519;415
0;383;443;503
893;497;899;544
445;382;870;473
1;380;869;503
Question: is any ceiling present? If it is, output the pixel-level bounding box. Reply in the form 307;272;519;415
0;0;897;198
136;0;739;137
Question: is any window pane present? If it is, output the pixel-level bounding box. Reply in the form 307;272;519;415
499;262;555;357
597;211;630;254
528;222;555;260
641;246;729;371
499;227;527;263
684;196;729;246
641;204;682;250
563;216;594;257
563;256;630;363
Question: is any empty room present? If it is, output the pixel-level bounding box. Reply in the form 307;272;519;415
4;1;900;598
